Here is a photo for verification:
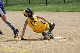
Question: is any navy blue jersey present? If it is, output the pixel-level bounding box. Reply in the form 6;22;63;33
0;0;2;2
0;0;6;14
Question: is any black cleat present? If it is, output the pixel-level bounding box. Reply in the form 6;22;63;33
14;29;19;38
49;33;54;39
0;30;3;35
47;32;54;39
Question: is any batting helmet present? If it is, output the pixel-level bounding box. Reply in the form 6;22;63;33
23;8;34;17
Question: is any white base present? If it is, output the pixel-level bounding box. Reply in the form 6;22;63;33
54;36;65;39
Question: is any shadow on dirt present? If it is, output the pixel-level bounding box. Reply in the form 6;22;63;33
5;38;44;42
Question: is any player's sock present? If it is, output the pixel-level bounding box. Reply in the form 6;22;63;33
7;21;16;31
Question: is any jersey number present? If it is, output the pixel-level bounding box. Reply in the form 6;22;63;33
30;21;37;26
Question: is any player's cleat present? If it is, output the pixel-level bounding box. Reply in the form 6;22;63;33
47;32;54;39
0;30;3;35
21;38;27;40
14;29;19;38
49;33;54;39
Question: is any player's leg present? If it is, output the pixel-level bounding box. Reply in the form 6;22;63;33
42;23;55;39
0;8;19;38
1;15;19;38
47;23;55;39
47;23;55;33
41;23;51;39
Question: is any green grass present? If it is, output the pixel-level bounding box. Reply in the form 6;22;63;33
3;0;80;12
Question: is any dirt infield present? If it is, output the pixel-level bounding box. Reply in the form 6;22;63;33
0;12;80;53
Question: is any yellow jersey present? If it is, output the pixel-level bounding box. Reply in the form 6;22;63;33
27;15;50;33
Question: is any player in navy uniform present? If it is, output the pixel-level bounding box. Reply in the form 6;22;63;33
0;0;19;38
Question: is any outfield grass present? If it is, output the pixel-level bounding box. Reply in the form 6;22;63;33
3;0;80;12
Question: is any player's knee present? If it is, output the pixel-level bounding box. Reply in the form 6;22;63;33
49;23;55;28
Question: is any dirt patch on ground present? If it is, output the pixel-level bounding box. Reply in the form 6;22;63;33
0;12;80;53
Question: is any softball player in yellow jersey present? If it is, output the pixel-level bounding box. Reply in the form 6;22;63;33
21;8;55;40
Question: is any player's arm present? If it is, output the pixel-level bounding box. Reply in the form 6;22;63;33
37;15;49;24
21;21;28;39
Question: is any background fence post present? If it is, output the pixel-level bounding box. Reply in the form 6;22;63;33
64;0;65;3
46;0;47;6
6;0;7;6
29;0;30;4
